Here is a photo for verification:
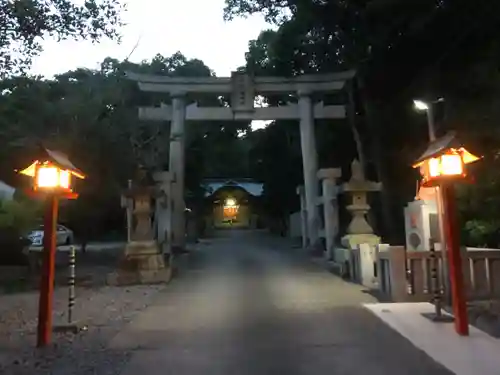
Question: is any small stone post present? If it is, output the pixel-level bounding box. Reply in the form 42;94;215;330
317;168;342;259
297;185;308;249
153;171;173;255
120;180;134;243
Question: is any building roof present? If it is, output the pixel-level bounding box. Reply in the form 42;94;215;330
202;179;263;197
19;146;85;179
0;180;15;200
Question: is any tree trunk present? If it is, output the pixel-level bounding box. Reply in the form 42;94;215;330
348;77;380;234
346;80;367;170
357;75;398;242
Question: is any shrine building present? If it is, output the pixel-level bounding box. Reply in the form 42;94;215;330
202;178;264;229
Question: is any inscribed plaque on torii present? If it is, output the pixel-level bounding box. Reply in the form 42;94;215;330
231;72;255;114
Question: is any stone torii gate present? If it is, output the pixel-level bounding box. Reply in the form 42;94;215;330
127;71;355;250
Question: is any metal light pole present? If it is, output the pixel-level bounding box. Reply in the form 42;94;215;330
67;246;76;325
414;98;451;309
413;98;444;142
53;245;86;335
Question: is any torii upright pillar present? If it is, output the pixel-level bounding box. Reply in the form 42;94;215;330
169;92;186;251
298;90;320;247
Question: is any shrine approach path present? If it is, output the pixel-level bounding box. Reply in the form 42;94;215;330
110;229;452;375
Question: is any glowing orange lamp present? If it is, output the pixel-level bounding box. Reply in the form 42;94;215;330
414;148;479;187
19;148;85;197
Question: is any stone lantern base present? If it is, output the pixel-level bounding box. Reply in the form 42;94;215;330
107;241;172;286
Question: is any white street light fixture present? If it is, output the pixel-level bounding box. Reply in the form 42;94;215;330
412;95;449;310
413;98;443;141
414;99;429;111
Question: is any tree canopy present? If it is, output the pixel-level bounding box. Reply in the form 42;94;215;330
2;0;500;247
0;0;123;77
0;51;252;242
227;0;500;245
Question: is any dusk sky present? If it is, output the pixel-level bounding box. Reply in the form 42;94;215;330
30;0;274;78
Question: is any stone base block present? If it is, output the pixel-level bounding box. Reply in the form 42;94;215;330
107;267;173;286
125;240;160;256
341;234;381;249
106;240;173;286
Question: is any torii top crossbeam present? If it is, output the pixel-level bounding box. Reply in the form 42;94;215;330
126;70;356;95
126;70;355;121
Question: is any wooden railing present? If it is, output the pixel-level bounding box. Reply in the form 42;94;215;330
377;246;500;302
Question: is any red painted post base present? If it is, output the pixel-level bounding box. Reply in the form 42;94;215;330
36;195;59;347
441;183;469;336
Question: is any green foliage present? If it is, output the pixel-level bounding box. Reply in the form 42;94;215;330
0;0;123;77
223;0;291;23
0;195;38;265
463;220;500;248
3;0;500;243
227;0;500;241
0;198;41;234
0;50;253;239
244;122;302;218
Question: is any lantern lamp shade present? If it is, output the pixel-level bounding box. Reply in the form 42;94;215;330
18;147;85;191
412;132;480;185
458;147;480;164
412;132;480;169
422;150;464;178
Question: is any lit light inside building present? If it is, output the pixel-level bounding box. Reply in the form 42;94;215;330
223;197;239;219
225;198;236;207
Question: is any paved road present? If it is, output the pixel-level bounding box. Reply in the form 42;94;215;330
111;230;452;375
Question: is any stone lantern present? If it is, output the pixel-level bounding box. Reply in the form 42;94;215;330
341;159;382;249
108;167;172;285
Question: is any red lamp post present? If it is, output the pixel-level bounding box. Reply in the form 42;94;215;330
18;147;85;347
413;132;480;336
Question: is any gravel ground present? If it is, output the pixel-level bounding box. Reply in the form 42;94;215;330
0;282;167;375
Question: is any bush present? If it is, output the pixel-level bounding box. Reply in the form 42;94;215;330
463;219;500;248
0;198;41;265
0;198;42;233
0;228;31;265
